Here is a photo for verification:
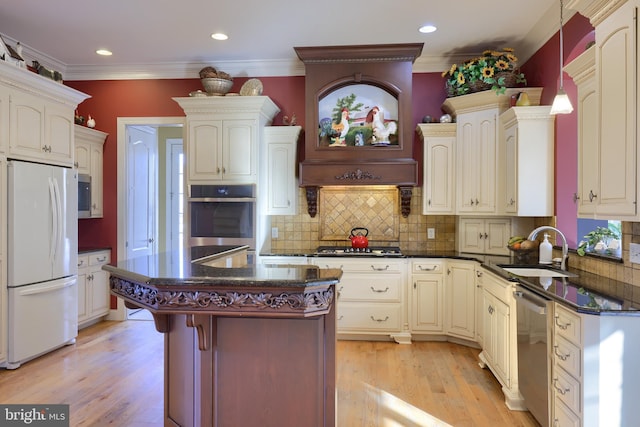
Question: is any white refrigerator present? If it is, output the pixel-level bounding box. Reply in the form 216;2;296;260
6;160;78;369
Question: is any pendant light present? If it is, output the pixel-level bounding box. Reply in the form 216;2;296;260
550;0;574;114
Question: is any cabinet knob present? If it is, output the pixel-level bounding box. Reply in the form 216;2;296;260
589;190;598;202
475;198;480;205
470;199;475;206
216;167;221;174
484;233;488;239
428;199;431;206
509;198;515;206
572;192;580;203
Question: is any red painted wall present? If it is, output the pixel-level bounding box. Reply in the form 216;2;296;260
67;13;593;260
520;13;593;247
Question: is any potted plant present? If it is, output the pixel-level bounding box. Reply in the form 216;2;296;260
442;47;526;97
577;225;621;256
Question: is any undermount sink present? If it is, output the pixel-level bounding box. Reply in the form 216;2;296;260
500;266;576;278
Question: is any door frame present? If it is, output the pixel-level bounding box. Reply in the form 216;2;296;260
113;117;184;320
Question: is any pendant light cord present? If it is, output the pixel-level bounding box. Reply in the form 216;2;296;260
559;0;565;90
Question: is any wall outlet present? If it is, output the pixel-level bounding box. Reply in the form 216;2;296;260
427;228;435;239
271;227;279;239
631;243;640;264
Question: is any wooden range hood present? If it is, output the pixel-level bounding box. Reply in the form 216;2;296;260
295;43;423;217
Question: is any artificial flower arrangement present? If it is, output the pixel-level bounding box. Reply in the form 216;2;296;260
442;47;526;96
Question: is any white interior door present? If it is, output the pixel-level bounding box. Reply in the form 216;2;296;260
168;140;184;253
126;125;158;260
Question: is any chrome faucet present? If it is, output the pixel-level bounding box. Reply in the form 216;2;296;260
527;226;569;270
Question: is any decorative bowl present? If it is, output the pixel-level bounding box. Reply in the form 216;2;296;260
201;78;233;95
507;245;537;263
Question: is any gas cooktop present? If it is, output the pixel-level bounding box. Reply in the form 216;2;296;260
314;246;403;256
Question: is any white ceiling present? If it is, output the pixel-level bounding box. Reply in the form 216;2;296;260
0;0;571;81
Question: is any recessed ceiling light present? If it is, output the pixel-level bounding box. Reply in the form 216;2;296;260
96;49;112;56
418;25;437;34
211;33;228;41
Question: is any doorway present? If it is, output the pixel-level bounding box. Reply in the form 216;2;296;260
116;117;185;320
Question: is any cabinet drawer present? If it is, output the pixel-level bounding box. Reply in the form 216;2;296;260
553;334;581;379
337;303;402;331
77;254;89;270
89;251;111;266
315;259;403;273
411;260;443;274
552;367;581;415
337;276;402;302
553;397;581;427
554;304;582;345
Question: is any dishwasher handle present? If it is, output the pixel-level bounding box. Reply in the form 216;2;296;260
514;287;549;315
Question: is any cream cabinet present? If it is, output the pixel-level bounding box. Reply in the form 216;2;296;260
455;108;498;214
263;126;301;215
417;123;456;214
441;88;543;215
409;259;444;333
8;91;76;167
566;0;637;219
77;249;111;328
565;46;598;218
445;260;476;340
458;217;511;256
173;96;280;185
312;257;410;343
74;125;107;218
499;106;555;216
0;91;8;153
258;255;309;265
477;269;523;410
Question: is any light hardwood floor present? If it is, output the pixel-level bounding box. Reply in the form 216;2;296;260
0;320;539;427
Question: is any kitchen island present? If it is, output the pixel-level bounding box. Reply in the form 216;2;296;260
104;246;342;427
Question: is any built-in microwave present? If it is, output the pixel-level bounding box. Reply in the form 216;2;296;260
78;173;91;218
188;184;256;250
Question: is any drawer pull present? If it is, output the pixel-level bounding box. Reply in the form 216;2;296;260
370;316;389;323
370;286;389;293
417;265;437;271
78;260;84;267
553;378;570;395
337;315;344;321
325;265;343;269
370;265;389;271
554;315;571;330
96;256;107;262
553;345;570;361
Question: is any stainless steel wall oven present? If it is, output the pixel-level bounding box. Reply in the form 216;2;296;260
188;184;256;250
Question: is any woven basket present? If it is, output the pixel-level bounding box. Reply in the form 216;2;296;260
468;79;492;93
495;71;520;88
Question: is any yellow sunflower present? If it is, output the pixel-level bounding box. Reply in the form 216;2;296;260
506;53;518;63
482;67;494;78
495;59;509;70
457;73;466;85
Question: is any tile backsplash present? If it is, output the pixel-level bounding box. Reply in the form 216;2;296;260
270;186;454;252
269;186;640;293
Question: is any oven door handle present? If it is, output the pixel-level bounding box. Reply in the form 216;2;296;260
514;288;548;315
189;197;256;203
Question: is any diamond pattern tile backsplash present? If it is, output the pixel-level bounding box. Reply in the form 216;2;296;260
319;186;399;241
270;186;456;252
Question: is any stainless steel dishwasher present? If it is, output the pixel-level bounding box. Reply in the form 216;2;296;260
514;284;552;427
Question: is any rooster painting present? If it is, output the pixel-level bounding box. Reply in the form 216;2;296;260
367;106;397;144
329;108;350;146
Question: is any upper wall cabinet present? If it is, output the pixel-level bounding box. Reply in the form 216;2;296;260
263;126;302;215
0;61;89;167
442;88;543;216
498;106;555;216
567;0;638;219
173;96;280;185
417;123;456;215
74;125;108;218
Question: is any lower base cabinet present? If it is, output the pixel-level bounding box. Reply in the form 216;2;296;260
312;258;410;343
445;260;476;340
410;259;445;333
477;269;524;410
77;249;111;328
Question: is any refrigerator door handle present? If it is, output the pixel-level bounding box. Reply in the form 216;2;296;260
52;176;62;262
48;177;58;263
16;276;76;296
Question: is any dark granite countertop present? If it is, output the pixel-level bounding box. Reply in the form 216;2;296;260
261;248;501;262
104;245;342;289
482;262;640;315
78;246;112;254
